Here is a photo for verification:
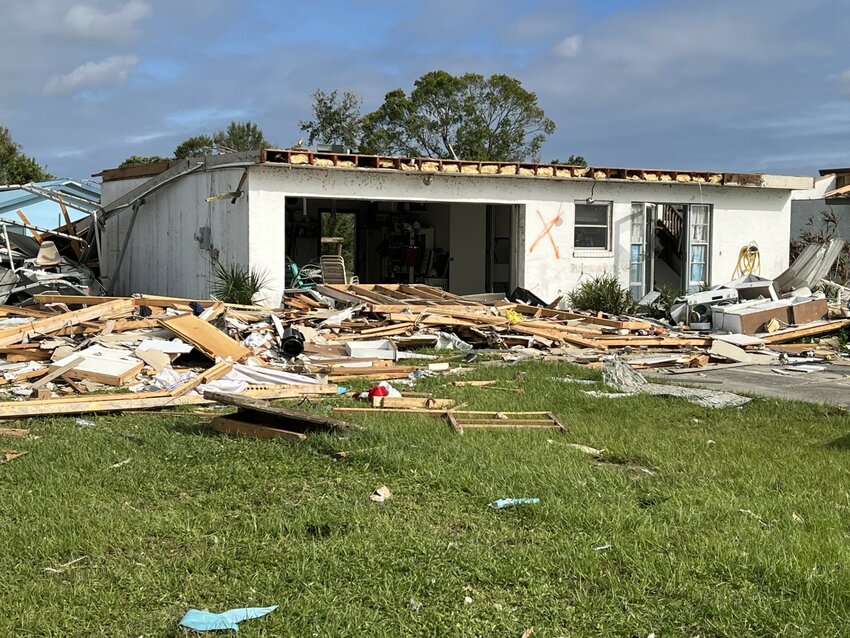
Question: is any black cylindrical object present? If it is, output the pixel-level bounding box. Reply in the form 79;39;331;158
279;327;305;358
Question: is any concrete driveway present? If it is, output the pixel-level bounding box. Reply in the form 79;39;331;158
645;363;850;409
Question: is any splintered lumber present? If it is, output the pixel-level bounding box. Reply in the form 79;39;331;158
1;450;27;464
453;380;497;387
212;415;307;441
203;390;353;432
0;305;54;319
159;313;250;361
0;385;337;419
169;360;232;397
0;428;29;437
499;303;653;330
447;411;567;435
0;299;135;347
372;396;456;409
31;356;85;389
511;323;604;349
759;319;850;344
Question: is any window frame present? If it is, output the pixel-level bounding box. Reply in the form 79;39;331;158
573;201;612;251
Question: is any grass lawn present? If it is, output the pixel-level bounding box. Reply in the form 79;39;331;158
1;360;850;637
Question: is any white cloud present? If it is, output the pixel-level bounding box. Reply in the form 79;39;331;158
43;54;138;95
553;34;582;58
64;1;151;40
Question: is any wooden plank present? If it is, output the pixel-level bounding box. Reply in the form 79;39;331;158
2;349;52;362
759;320;850;344
58;196;82;259
372;396;456;409
203;391;353;430
212;415;307;441
500;303;652;330
31;356;85;389
16;210;42;243
0;305;54;318
0;385;334;419
384;313;478;327
159;313;251;362
0;299;135;347
0;428;29;437
169;361;233;397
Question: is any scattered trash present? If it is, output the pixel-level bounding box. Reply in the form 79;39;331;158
74;418;95;428
521;627;535;638
370;485;392;503
44;556;87;574
178;605;278;632
0;428;29;437
707;440;716;447
407;598;422;612
488;497;540;509
1;450;28;464
567;443;605;457
593;544;611;551
463;596;473;604
109;458;131;469
602;358;751;409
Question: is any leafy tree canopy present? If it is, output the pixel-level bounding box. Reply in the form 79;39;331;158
213;121;269;152
360;71;555;162
551;155;588;167
299;89;363;148
174;135;215;159
0;126;52;184
118;155;170;168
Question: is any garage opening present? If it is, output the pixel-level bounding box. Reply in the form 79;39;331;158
284;197;517;295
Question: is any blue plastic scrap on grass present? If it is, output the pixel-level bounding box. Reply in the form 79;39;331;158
179;605;278;632
488;498;540;509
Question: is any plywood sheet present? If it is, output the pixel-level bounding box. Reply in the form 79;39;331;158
159;313;250;361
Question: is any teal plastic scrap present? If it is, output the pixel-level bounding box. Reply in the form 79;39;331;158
179;605;277;632
488;498;540;509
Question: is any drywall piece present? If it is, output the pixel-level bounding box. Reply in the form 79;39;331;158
709;340;775;364
51;346;144;386
136;338;193;354
712;333;764;347
345;339;398;361
159;313;250;361
134;347;171;372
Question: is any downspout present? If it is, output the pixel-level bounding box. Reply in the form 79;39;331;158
106;199;143;295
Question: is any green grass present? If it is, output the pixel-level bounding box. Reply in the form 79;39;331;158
1;360;850;636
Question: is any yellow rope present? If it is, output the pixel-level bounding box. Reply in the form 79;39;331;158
733;241;761;278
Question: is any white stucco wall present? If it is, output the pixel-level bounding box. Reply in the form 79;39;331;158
101;168;249;298
247;165;796;303
102;163;799;304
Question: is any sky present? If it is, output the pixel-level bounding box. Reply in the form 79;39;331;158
1;0;850;180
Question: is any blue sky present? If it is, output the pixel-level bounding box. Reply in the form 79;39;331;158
1;0;849;179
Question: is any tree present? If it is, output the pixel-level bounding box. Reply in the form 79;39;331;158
174;135;215;159
360;71;555;162
551;155;588;167
299;89;363;148
213;121;269;152
0;126;51;184
118;155;170;168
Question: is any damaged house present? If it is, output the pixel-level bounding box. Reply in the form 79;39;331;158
97;150;813;305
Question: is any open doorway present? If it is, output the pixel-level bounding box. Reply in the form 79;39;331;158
284;197;516;294
630;202;711;298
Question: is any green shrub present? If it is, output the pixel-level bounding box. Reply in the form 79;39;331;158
567;273;634;315
210;261;269;305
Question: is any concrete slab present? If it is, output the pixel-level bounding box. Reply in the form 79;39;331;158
645;363;850;409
